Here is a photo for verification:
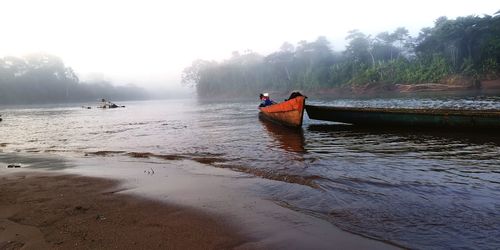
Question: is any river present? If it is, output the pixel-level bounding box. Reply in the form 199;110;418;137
1;96;499;249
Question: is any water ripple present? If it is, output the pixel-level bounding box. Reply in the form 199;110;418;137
1;98;500;249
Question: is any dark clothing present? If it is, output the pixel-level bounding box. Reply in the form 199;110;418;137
259;98;275;107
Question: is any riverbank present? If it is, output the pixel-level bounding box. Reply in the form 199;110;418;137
311;78;500;98
0;153;399;249
0;172;245;249
207;78;500;101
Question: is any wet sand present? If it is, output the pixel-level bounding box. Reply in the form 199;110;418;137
0;153;400;249
0;172;246;249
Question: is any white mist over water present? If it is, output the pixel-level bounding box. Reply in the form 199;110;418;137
0;0;498;89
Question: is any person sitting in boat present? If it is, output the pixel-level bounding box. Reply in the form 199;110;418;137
100;98;108;108
259;93;275;107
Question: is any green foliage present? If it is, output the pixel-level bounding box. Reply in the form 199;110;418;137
481;57;499;79
0;54;148;104
183;11;500;97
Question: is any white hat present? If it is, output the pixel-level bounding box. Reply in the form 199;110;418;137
263;93;269;97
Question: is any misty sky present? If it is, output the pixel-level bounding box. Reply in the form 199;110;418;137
0;0;498;89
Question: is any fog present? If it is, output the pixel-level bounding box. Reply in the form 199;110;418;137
0;0;498;96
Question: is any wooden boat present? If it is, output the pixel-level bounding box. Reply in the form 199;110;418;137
305;105;500;129
259;96;306;128
99;99;125;109
98;104;125;109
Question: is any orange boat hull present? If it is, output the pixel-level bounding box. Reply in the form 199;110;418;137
259;96;306;128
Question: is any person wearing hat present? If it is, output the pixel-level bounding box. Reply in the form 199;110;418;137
259;93;275;107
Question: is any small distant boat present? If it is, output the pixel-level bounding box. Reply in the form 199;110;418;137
259;95;306;128
98;99;125;109
98;103;125;109
305;105;500;129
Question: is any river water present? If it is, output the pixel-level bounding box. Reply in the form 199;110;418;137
1;96;499;249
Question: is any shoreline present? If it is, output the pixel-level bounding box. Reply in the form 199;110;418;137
0;172;247;249
310;79;500;99
192;78;500;101
0;153;400;249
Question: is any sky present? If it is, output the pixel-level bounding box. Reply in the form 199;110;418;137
0;0;498;89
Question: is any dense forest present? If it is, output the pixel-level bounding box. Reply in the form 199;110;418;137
182;11;500;98
0;54;149;105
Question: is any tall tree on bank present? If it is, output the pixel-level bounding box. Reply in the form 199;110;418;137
182;11;500;98
0;54;149;104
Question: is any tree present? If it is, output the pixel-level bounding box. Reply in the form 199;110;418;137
0;54;149;104
345;30;374;67
182;11;500;98
181;59;215;88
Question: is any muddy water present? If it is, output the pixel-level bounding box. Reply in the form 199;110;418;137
1;97;499;249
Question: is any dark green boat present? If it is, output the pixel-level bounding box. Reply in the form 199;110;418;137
305;105;500;129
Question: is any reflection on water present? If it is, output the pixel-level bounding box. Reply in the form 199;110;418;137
308;123;500;145
1;98;500;249
259;115;306;153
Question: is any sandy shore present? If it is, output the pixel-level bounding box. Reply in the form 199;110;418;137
0;153;400;250
0;172;246;249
